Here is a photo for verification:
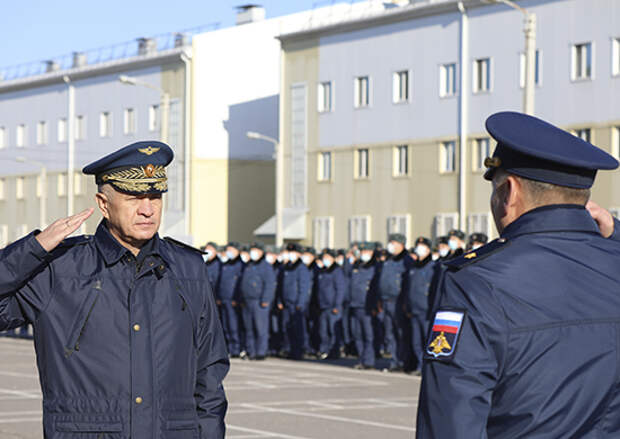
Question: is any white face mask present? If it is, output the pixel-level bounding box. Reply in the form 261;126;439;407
360;253;372;263
387;242;397;255
277;254;284;263
289;253;299;263
448;239;460;251
414;245;430;259
219;254;229;263
439;248;450;258
323;258;333;268
266;254;276;264
226;250;236;260
302;255;313;266
336;258;344;266
250;250;261;261
432;253;439;261
241;253;250;263
348;256;356;265
354;249;361;258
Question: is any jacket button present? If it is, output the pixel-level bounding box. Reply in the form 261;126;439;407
135;397;143;404
133;324;141;332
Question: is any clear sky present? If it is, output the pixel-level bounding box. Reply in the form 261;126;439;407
0;0;361;68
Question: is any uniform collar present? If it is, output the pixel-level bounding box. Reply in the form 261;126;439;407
500;204;600;240
95;220;162;266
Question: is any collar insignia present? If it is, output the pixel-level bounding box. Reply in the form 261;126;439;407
464;252;477;259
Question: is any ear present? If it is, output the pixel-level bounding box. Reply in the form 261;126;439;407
504;175;524;208
95;192;111;220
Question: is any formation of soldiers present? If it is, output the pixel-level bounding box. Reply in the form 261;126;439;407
201;230;488;372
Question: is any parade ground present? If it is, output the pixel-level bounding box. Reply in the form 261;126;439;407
0;337;418;438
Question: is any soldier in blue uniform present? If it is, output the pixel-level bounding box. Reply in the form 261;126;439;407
316;249;347;359
218;242;243;357
0;141;229;438
239;242;276;360
349;242;379;369
203;241;221;294
405;237;435;373
467;232;488;251
377;233;412;372
446;229;466;259
280;243;312;359
417;111;620;438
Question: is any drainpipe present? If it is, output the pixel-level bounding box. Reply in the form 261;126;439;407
457;1;469;232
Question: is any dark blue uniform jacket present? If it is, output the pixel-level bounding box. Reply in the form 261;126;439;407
406;258;435;317
378;252;411;301
280;261;312;308
239;258;276;303
218;258;243;302
316;266;346;310
349;261;378;311
417;205;620;438
205;258;221;295
0;221;229;439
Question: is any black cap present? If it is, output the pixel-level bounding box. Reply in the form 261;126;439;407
484;111;618;188
437;236;449;245
336;249;346;256
388;233;406;245
415;236;432;248
250;241;265;251
469;233;488;245
303;247;316;255
448;229;466;240
286;243;300;252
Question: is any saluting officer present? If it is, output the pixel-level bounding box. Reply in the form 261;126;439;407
218;242;243;358
239;242;276;360
417;111;620;438
0;141;229;438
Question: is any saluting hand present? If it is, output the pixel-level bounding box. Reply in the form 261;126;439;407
35;208;94;253
586;201;614;238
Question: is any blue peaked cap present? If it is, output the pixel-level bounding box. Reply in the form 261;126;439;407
483;112;618;189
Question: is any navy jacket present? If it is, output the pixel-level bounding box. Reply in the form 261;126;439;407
280;261;312;309
377;251;411;301
239;258;276;303
205;257;221;294
406;257;435;318
349;260;378;311
0;221;229;439
417;205;620;438
218;258;243;302
316;266;346;310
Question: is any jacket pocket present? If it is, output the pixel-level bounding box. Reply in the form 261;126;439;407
64;280;101;358
56;420;122;433
164;419;199;439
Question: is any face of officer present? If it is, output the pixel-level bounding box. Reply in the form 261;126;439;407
250;248;264;262
335;254;345;266
414;243;431;261
360;249;373;263
387;240;404;256
226;246;239;260
95;184;162;255
205;244;217;262
438;243;450;258
448;236;464;252
302;252;315;266
322;254;334;268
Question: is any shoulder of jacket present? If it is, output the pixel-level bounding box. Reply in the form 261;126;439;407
57;234;93;248
163;236;206;255
444;238;510;271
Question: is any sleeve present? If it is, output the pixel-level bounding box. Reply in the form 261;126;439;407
334;270;346;309
610;218;620;242
415;270;506;439
195;276;230;439
0;233;53;331
261;263;276;304
296;267;312;308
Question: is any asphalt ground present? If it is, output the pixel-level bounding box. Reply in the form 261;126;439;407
0;337;419;438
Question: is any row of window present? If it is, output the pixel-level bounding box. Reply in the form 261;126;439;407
312;211;493;249
316;38;620;113
0;173;85;200
0;105;161;149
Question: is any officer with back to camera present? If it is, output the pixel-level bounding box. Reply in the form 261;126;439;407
0;141;229;438
416;111;620;438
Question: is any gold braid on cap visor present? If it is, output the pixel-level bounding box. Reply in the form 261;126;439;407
101;165;168;193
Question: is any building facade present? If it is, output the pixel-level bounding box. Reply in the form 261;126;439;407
278;0;620;249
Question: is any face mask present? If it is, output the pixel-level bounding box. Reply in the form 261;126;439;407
360;253;372;263
289;253;299;263
354;249;361;258
204;249;214;258
439;248;450;258
202;254;210;263
266;254;276;264
226;250;236;260
432;253;439;261
219;254;229;263
336;258;344;266
241;254;250;263
472;243;483;250
387;242;396;255
250;250;261;261
414;245;429;259
302;255;312;266
348;256;356;265
277;254;283;263
448;239;460;251
323;258;333;268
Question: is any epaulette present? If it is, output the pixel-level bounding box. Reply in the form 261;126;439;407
57;235;92;248
444;238;509;271
164;236;206;254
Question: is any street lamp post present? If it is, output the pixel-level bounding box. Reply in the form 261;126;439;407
16;157;47;229
246;131;283;247
485;0;536;115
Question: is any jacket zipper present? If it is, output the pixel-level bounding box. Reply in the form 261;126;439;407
64;281;101;358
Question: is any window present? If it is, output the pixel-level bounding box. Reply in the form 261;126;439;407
317;82;333;113
317;151;332;182
0;126;5;149
124;108;136;134
348;215;371;244
612;126;620;159
57;173;66;197
74;172;83;195
393;145;409;176
58;118;67;142
355;148;370;179
149;105;160;132
613;38;620;76
354;76;370;108
0;225;8;248
0;179;4;200
573;128;591;143
16;177;24;199
36;121;48;145
434;212;459;239
473;138;491;172
386;214;410;244
16;124;26;147
440;141;456;173
439;63;457;97
392;70;409;103
75;115;85;140
520;50;542;87
473;58;491;93
99;111;112;137
468;212;491;236
313;217;333;250
572;42;593;80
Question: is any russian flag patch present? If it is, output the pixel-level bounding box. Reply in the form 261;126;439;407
426;310;465;359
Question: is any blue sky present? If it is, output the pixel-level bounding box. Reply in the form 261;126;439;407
0;1;359;68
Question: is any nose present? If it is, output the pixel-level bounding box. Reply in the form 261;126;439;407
137;198;154;217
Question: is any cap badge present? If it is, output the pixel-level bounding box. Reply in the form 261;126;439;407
144;164;155;177
138;146;160;156
484;157;502;168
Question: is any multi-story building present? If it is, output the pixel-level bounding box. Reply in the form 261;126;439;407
277;0;620;249
0;29;202;245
